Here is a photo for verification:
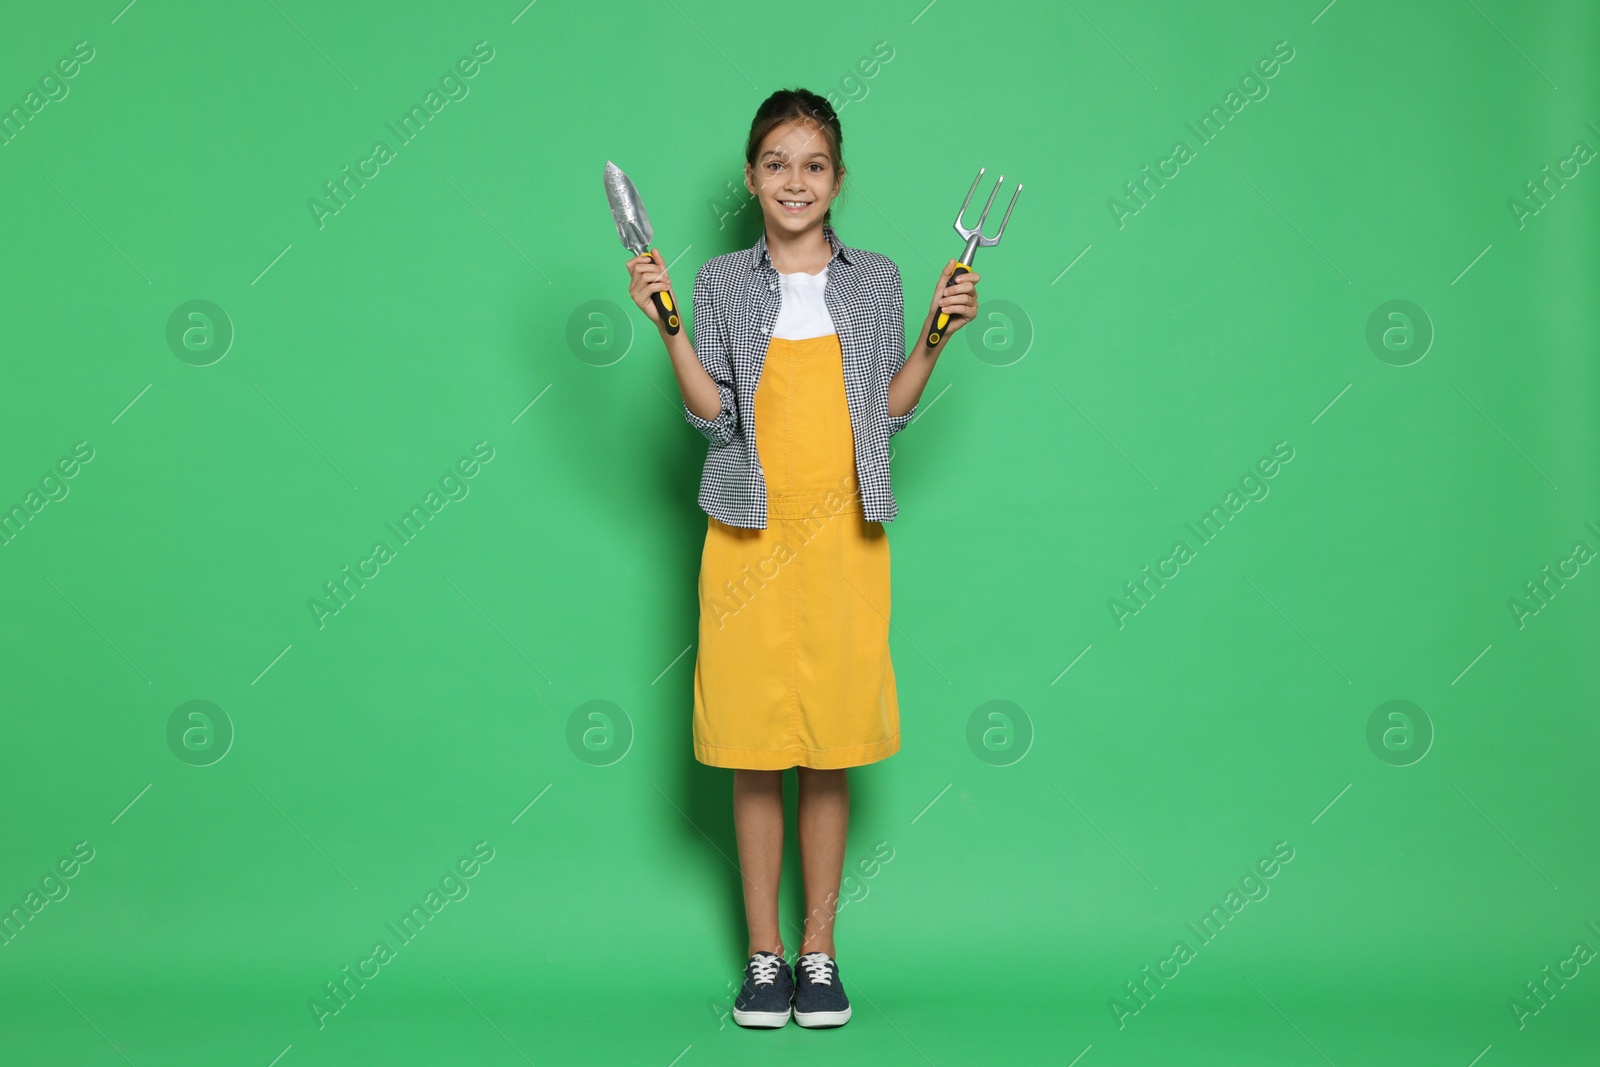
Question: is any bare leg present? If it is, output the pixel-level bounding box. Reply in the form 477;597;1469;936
733;768;785;957
796;766;849;957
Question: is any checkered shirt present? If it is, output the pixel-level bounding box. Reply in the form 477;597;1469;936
683;224;917;529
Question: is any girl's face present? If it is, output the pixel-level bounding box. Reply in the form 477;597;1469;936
745;119;842;235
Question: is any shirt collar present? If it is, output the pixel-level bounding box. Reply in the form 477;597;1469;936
751;223;853;273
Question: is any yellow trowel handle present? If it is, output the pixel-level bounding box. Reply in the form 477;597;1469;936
645;251;681;335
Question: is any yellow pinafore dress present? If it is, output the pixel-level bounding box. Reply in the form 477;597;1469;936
692;327;901;770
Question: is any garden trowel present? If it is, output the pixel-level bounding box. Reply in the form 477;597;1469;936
603;160;680;334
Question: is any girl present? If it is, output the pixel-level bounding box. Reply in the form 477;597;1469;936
625;88;978;1030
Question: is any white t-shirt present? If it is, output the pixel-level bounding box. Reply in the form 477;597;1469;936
771;265;837;340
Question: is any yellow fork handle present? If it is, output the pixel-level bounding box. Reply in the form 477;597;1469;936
923;261;970;350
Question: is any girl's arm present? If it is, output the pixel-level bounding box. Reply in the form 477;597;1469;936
887;258;979;421
626;249;734;443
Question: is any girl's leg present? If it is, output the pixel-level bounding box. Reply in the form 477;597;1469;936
796;766;849;957
733;768;785;957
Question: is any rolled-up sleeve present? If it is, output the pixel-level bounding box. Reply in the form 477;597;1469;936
683;265;737;446
882;261;918;436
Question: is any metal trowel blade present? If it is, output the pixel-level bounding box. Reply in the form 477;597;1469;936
603;160;653;255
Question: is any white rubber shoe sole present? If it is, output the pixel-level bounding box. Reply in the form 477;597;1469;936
731;1006;793;1028
793;1004;852;1028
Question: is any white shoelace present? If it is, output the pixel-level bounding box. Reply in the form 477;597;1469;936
797;952;835;986
748;953;783;987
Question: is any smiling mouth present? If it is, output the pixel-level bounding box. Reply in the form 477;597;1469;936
778;200;812;212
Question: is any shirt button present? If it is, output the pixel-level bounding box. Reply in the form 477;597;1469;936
768;282;777;291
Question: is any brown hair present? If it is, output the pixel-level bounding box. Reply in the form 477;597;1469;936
745;88;845;227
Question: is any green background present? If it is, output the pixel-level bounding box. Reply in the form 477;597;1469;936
2;0;1597;1063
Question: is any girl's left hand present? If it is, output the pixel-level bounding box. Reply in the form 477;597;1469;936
926;258;979;340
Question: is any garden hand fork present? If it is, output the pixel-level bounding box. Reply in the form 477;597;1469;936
925;166;1021;349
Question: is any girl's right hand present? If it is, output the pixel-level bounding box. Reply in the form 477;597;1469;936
624;247;673;328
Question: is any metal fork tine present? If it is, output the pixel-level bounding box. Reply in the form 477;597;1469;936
955;167;985;232
983;182;1022;243
974;174;1004;230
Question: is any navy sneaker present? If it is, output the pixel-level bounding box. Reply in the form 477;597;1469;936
792;951;851;1028
732;950;794;1028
